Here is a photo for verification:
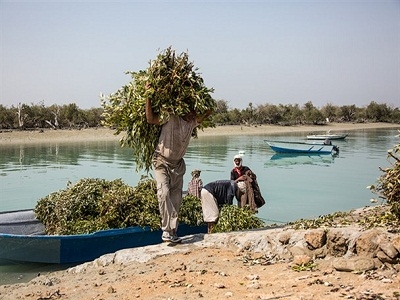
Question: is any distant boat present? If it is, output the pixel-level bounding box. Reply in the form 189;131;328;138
265;140;339;155
0;209;206;264
306;133;348;140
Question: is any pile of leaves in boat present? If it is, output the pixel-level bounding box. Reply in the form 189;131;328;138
34;178;265;235
101;46;216;172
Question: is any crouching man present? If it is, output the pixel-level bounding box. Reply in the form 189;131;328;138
200;180;241;233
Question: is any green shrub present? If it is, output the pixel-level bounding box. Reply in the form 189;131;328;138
369;143;400;219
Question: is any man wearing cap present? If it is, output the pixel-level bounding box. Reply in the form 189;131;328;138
231;155;251;207
187;169;203;198
231;154;265;212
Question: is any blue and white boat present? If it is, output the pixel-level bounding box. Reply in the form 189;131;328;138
0;209;206;264
265;140;339;155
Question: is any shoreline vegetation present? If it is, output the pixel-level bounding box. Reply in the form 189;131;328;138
0;122;398;145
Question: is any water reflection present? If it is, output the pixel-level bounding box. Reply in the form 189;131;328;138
0;141;137;172
267;153;335;168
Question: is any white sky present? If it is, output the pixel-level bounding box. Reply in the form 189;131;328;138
1;0;399;110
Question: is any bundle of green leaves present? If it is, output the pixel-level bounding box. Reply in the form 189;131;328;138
101;47;216;172
34;177;203;235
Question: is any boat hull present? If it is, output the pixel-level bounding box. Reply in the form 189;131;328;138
266;140;336;154
0;210;207;264
306;134;348;140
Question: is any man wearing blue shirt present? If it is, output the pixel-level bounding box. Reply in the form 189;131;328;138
200;180;240;233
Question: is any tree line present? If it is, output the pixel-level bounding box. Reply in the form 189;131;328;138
0;102;103;130
213;100;400;126
0;100;399;130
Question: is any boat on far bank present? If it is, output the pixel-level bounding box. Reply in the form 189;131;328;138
265;140;339;155
0;209;207;264
306;133;348;140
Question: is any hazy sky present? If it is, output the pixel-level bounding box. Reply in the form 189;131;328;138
1;0;399;110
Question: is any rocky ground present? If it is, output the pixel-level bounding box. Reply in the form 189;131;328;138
1;205;400;300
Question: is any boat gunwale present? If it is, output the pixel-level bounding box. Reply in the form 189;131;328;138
265;140;335;154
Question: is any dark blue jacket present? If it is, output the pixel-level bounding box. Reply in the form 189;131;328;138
203;180;238;206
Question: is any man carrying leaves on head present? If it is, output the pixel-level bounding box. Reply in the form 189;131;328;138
146;86;211;243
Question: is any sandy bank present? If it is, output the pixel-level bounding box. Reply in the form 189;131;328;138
0;122;398;145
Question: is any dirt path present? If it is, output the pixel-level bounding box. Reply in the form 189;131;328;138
1;242;399;300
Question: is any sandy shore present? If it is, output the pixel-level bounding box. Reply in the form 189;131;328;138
0;122;398;145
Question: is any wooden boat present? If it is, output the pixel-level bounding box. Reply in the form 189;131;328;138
265;140;339;155
0;209;207;264
306;133;348;140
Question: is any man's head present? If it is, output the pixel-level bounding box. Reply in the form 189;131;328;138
233;155;242;167
191;169;201;178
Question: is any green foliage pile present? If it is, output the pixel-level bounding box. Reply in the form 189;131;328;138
178;194;204;226
35;178;157;235
34;177;266;236
34;178;204;235
101;47;216;172
212;205;265;233
369;143;400;219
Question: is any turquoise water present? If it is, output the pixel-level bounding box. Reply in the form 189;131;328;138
0;127;399;285
1;128;399;223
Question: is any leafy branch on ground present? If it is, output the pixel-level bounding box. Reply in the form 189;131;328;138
292;262;317;272
287;205;400;233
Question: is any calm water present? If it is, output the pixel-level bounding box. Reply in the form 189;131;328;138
0;127;399;284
